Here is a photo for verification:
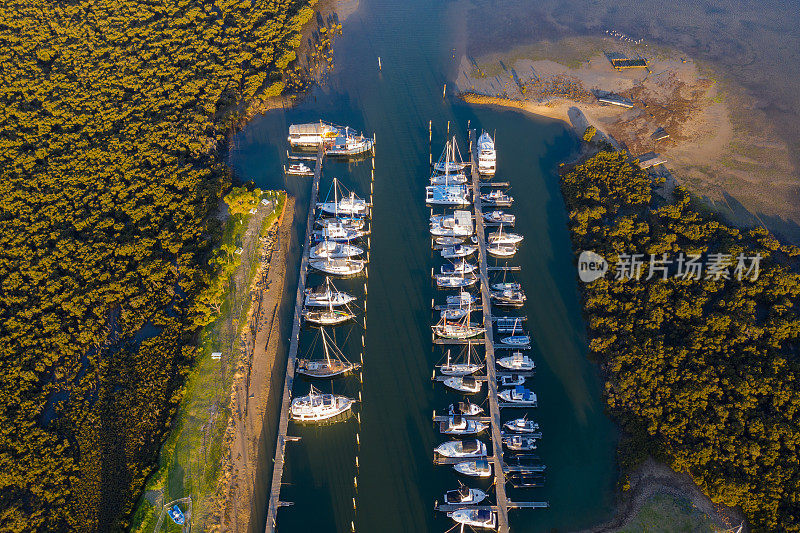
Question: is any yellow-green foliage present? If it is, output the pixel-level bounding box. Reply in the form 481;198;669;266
562;151;800;532
0;0;315;530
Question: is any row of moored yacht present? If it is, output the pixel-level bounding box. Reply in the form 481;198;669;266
426;130;544;531
286;124;373;423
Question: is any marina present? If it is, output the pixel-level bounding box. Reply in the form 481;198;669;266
230;16;618;527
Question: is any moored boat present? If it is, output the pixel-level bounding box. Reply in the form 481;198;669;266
481;189;513;207
502;433;538;451
325;126;374;156
449;508;497;530
296;327;361;378
498;385;537;406
440;415;488;435
504;417;540;434
290;385;354;422
435;236;465;246
449;401;484;416
441;244;477;259
453;459;492;477
438;345;483;376
305;277;356;307
490;288;526;306
500;334;531;346
484;210;514;224
497;351;535;371
477;131;496;176
443;375;483;393
443;485;488;505
302;307;355;326
317;178;369;217
487;242;517;258
435;273;478;288
310;240;363;259
309;257;365;276
435;439;487;458
499;374;526;387
285;162;314;176
426;184;470;206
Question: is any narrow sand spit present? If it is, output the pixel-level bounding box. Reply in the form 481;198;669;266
457;37;798;235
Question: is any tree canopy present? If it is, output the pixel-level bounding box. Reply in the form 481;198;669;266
563;150;800;531
0;0;316;530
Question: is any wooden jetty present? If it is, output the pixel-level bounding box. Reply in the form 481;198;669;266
469;129;511;533
265;147;324;533
435;501;549;512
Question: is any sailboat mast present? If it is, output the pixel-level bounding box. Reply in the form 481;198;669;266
321;328;332;365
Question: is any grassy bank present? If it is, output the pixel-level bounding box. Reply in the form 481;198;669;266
131;191;286;532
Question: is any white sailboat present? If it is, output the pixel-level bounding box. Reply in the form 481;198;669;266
304;277;357;307
309;239;363;259
440;260;477;275
487;223;523;245
309;257;365;276
314;220;367;242
433;136;469;173
297;327;361;378
317;178;369;216
477;131;496;176
438;344;484;376
432;300;485;338
435;273;478;288
302;291;355;325
486;242;517;258
290;385;355;421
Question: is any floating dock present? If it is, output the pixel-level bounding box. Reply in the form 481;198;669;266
469;129;511;533
265;147;324;533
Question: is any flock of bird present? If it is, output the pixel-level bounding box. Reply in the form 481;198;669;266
605;29;645;45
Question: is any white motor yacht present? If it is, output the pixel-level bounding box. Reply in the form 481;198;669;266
285;162;314;176
481;189;512;207
453;459;492;478
443;485;488;505
435;274;478;288
502;433;538;451
443;376;483;393
435;439;487;458
503;417;540;434
449;508;497;530
290;386;354;421
484;210;514;224
477;131;496;176
440;416;488;435
497;351;535;371
498;385;538;406
449;401;484;416
499;374;526;387
441;244;477;259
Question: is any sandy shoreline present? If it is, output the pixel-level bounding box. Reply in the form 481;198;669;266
457;36;799;242
211;197;295;533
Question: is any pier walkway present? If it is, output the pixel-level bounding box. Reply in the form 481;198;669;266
265;147;324;533
469;129;510;533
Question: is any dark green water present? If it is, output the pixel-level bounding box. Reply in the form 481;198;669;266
229;0;619;531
